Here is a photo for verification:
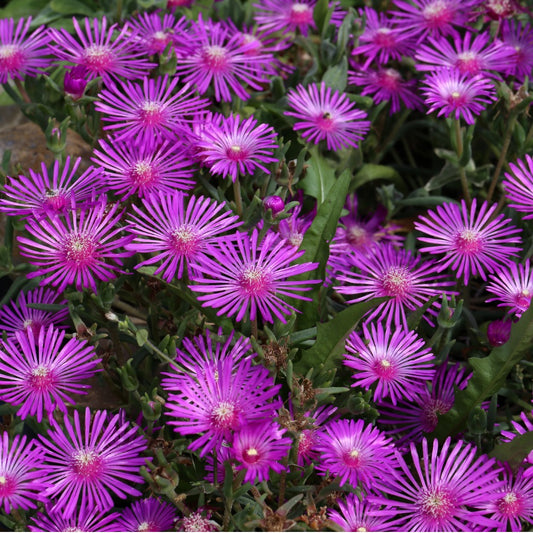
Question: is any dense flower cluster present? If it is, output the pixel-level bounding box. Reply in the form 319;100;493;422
0;0;532;531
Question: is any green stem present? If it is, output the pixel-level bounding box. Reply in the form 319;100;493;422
454;119;471;207
14;78;30;104
112;296;148;320
233;178;243;218
487;113;517;204
251;318;258;340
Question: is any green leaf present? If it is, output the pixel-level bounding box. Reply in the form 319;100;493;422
293;170;351;329
489;431;533;470
313;0;331;35
352;164;404;191
136;329;149;347
299;147;336;205
50;0;97;15
433;304;533;438
322;56;348;93
294;297;387;375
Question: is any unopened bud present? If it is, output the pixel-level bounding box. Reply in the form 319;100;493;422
263;195;284;216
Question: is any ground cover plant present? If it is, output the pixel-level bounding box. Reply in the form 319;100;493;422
0;0;532;530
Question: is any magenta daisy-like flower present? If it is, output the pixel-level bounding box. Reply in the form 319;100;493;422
296;405;337;467
278;204;314;249
0;325;101;422
315;418;397;490
345;321;435;405
390;0;476;42
194;113;278;182
0;433;48;514
127;12;186;55
0;287;68;337
95;75;209;145
501;20;533;82
253;0;316;36
18;199;133;293
352;8;414;68
0;156;103;218
162;349;281;456
483;468;533;531
503;154;533;219
48;16;155;83
421;68;496;124
335;243;456;328
29;506;120;532
126;191;241;282
174;15;272;102
378;362;469;447
500;412;533;475
285;82;370;151
190;229;320;324
329;494;404;532
372;438;504;531
38;408;148;516
232;422;291;484
486;260;533;318
415;31;515;77
114;498;176;532
415;199;522;284
349;67;423;114
92;138;194;200
0;324;93;418
0;18;51;83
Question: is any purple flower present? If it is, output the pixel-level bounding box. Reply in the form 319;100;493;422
49;16;156;83
190;229;320;324
0;287;68;337
127;12;187;55
0;325;101;422
263;195;285;216
296;405;337;467
38;408;148;516
415;31;515;77
253;0;316;36
377;362;470;447
500;412;533;475
345;321;435;405
390;0;476;42
63;65;88;100
483;468;533;531
487;319;513;347
174;15;272;102
329;494;404;532
162;345;281;456
285;82;370;151
335;243;456;328
232;422;291;483
114;498;177;532
0;18;51;83
194;113;278;182
372;438;505;531
501;20;533;82
415;199;522;284
92;138;194;200
315;418;397;490
126;191;241;282
29;506;120;532
18;199;133;293
421;68;497;124
486;259;533;318
352;8;414;68
0;433;48;513
278;203;313;249
349;66;423;114
0;156;103;218
503;154;533;219
95;75;209;145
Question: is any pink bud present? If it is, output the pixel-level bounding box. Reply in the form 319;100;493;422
263;195;284;216
487;320;512;347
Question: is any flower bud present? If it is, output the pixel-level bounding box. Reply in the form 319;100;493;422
487;319;512;347
64;65;88;100
263;195;284;216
